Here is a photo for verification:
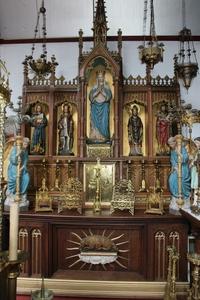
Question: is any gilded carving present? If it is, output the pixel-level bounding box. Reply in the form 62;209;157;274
87;144;113;158
111;179;135;215
58;177;83;213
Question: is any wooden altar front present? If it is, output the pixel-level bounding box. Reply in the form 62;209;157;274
3;210;189;282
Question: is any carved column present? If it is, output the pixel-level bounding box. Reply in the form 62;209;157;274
147;84;153;156
79;76;86;157
113;76;119;158
48;90;54;156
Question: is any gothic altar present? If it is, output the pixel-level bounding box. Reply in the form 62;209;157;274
2;0;197;298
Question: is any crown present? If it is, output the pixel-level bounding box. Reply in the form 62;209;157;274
95;65;106;76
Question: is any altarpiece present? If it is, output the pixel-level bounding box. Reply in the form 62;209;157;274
3;0;191;296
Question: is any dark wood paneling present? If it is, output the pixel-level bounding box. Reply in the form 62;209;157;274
3;211;189;281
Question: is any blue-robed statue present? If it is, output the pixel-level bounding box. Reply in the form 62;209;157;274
168;136;191;213
4;137;30;210
88;70;112;143
30;103;48;154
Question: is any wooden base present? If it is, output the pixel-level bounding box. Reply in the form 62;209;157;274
16;278;189;299
2;209;189;283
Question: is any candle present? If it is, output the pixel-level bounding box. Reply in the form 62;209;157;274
9;136;22;261
9;201;19;261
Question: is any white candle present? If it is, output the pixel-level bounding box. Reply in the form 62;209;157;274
9;201;19;261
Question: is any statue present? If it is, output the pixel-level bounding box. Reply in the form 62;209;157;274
30;103;48;155
168;136;191;213
168;99;178;137
88;70;112;143
156;103;170;155
128;105;143;156
190;137;200;206
58;103;74;155
4;137;30;210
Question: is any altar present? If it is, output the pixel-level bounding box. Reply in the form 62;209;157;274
1;0;200;299
3;210;189;283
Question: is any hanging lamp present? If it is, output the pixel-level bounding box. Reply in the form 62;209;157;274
23;0;57;77
138;0;164;70
174;0;198;90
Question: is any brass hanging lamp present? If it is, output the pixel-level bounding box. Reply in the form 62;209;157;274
174;0;198;90
23;0;58;77
138;0;164;70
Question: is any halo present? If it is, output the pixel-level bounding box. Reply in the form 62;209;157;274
129;103;141;115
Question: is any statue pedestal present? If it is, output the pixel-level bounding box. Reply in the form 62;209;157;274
87;143;113;158
4;194;29;212
169;196;190;215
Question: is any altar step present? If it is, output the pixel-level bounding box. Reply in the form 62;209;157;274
17;277;189;300
17;296;187;300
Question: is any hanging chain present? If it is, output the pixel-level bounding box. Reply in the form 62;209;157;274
93;0;95;25
182;0;186;28
143;0;148;45
41;0;47;59
150;0;157;41
31;0;47;59
31;0;41;58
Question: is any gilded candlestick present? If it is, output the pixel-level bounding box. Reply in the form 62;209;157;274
139;159;148;192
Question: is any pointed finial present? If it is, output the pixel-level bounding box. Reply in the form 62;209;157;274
93;0;109;47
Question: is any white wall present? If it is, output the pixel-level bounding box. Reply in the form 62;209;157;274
1;0;200;39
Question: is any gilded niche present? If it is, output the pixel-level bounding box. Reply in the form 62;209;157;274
86;65;114;146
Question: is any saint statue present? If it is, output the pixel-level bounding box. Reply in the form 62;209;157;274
168;136;191;212
30;103;48;155
4;137;30;210
89;70;112;143
156;103;170;155
189;137;200;206
128;105;143;156
58;103;74;155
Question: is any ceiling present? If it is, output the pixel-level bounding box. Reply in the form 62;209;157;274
0;0;200;40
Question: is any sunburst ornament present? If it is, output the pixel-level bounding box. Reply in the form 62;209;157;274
66;230;129;270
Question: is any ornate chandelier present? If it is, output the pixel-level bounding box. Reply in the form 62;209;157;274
138;0;164;70
23;0;57;77
174;0;198;90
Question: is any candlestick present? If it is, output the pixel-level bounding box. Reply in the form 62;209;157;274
51;159;60;191
126;160;132;181
68;160;72;178
139;159;148;192
154;159;163;193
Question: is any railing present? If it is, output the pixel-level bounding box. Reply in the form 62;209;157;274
124;75;177;87
27;75;78;87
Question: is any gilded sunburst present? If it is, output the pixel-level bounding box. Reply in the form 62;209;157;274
66;230;129;270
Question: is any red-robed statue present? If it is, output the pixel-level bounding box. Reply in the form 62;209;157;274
156;103;170;155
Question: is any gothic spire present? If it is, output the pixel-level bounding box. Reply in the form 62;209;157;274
93;0;108;47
